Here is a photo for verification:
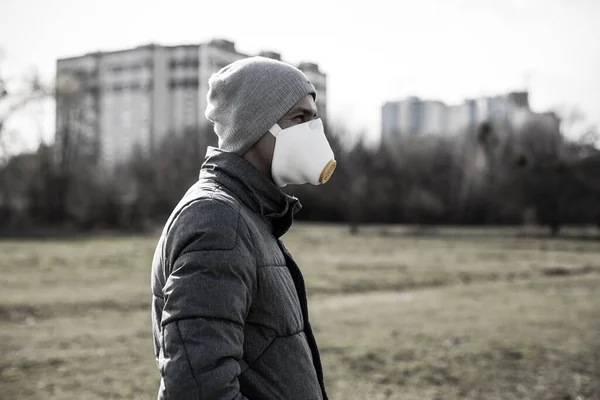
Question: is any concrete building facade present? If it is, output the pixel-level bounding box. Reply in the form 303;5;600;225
56;39;327;169
421;100;447;135
381;101;400;140
381;91;530;141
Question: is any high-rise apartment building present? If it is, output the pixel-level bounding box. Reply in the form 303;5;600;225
381;91;530;141
55;39;327;169
421;100;447;136
381;96;424;139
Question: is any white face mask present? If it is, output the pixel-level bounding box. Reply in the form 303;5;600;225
269;118;337;187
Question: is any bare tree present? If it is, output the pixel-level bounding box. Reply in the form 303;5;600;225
474;110;600;235
0;58;49;163
0;50;50;229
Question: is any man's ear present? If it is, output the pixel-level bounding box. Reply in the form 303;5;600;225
243;132;276;177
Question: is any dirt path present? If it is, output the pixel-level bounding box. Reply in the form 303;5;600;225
310;290;415;313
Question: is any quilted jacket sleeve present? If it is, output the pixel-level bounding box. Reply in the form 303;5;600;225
159;199;256;400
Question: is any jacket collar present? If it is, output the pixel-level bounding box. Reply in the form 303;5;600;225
199;147;301;238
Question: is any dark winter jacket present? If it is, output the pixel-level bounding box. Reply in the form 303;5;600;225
151;147;327;400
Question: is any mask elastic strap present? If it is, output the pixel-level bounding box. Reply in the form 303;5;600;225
269;124;282;138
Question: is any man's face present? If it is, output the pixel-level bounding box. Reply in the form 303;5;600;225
277;94;318;129
247;95;318;179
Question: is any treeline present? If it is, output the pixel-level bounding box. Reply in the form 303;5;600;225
292;120;600;234
1;117;599;235
0;127;216;233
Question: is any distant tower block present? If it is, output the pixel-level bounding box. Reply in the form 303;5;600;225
55;40;327;170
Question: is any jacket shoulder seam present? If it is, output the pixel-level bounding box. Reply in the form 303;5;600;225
164;185;218;236
170;192;243;255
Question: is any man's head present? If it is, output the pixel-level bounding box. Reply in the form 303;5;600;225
206;56;335;186
240;94;318;181
205;56;317;156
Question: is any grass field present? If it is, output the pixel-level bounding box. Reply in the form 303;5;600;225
1;224;600;399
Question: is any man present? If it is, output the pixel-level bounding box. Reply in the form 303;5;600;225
151;56;336;400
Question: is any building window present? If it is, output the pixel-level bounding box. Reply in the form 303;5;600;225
187;78;199;88
111;62;150;73
170;58;200;69
168;78;199;89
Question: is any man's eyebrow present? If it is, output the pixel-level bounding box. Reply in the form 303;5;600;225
289;106;317;117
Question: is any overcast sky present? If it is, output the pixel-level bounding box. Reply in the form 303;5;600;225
1;0;599;151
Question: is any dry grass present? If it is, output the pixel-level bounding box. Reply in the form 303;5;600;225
1;224;599;399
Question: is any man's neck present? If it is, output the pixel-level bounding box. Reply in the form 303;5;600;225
243;148;274;183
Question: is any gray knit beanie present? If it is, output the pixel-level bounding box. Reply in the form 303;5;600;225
205;56;316;155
